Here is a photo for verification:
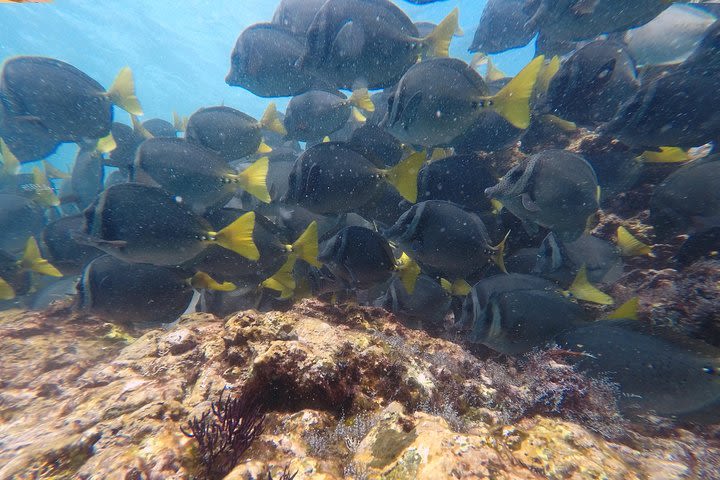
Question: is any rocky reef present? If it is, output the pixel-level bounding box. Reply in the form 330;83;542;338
1;299;719;480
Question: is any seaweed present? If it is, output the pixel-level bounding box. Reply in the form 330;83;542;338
181;389;266;479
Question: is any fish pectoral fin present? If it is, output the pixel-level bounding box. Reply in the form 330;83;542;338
571;0;600;16
332;21;365;60
521;193;541;212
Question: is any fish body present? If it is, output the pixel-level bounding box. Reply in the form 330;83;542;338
469;0;537;54
0;194;45;254
41;214;103;275
416;154;496;212
284;91;355;141
272;0;328;36
375;274;451;329
185;106;263;161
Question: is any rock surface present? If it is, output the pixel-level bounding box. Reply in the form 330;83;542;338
0;300;719;479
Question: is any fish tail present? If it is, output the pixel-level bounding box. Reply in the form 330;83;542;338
542;114;577;132
0;138;20;176
605;296;640;320
131;114;154;139
32;166;60;207
384;151;425;202
485;55;545;129
212;211;260;260
535;56;561;96
616;226;652;256
42;160;70;180
262;256;298;300
422;7;459;58
469;52;488;70
190;272;236;291
491;231;510;274
349;88;375;112
256;140;273;154
237;156;271;203
441;278;471;296
290;221;321;267
351;107;367;123
107;67;143;115
173;111;188;132
96;132;117;154
395;252;421;295
260;102;287;136
485;58;506;82
20;237;62;277
639;147;689;163
567;265;614;305
0;276;15;301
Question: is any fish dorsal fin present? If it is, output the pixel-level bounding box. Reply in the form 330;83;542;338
20;237;62;277
384;151;425;203
107;67;143;115
486;55;545;129
0;276;15;301
211;211;260;260
235;156;271;203
290;221;321;267
260;103;287;136
567;265;614;305
616;226;652;256
422;7;459;58
395;252;421;295
0;138;20;176
605;296;639;320
191;272;236;291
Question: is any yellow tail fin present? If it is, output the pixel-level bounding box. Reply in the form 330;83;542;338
605;296;639;320
20;237;62;277
212;211;260;260
107;67;143;115
96;132;117;153
486;58;507;82
42;160;70;180
542;114;577;132
262;256;298;300
290;221;321;267
236;156;271;203
384;151;425;202
351;107;367;123
396;252;421;295
567;265;614;305
491;199;504;215
0;276;15;301
492;231;510;274
486;55;545;129
616;226;652;256
173;111;188;132
349;88;375;112
639;147;689;163
470;52;488;70
440;278;472;296
190;272;236;291
131;114;154;139
322;136;331;143
257;140;273;154
260;102;287;136
32;167;60;207
535;56;561;96
0;138;20;176
422;7;459;58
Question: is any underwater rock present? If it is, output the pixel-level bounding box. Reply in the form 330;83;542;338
0;301;718;479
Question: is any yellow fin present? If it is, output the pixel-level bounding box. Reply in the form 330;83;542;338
349;88;375;112
567;265;614;305
322;136;331;143
429;148;452;162
211;211;260;261
535;56;561;95
605;296;639;320
20;237;62;277
396;252;421;295
485;55;545;129
236;156;271;203
492;231;510;274
351;107;367;123
470;52;488;70
262;256;298;300
257;140;273;154
0;138;20;176
491;199;504;215
96;132;117;153
486;58;507;82
172;111;188;132
32;167;60;207
131;114;154;139
616;226;652;256
384;151;425;202
107;67;143;115
422;7;459;58
452;279;472;296
190;272;236;291
0;276;15;301
42;160;70;180
542;114;577;132
290;221;321;267
639;147;689;163
259;102;287;136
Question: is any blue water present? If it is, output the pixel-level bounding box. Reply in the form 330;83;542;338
0;0;534;171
